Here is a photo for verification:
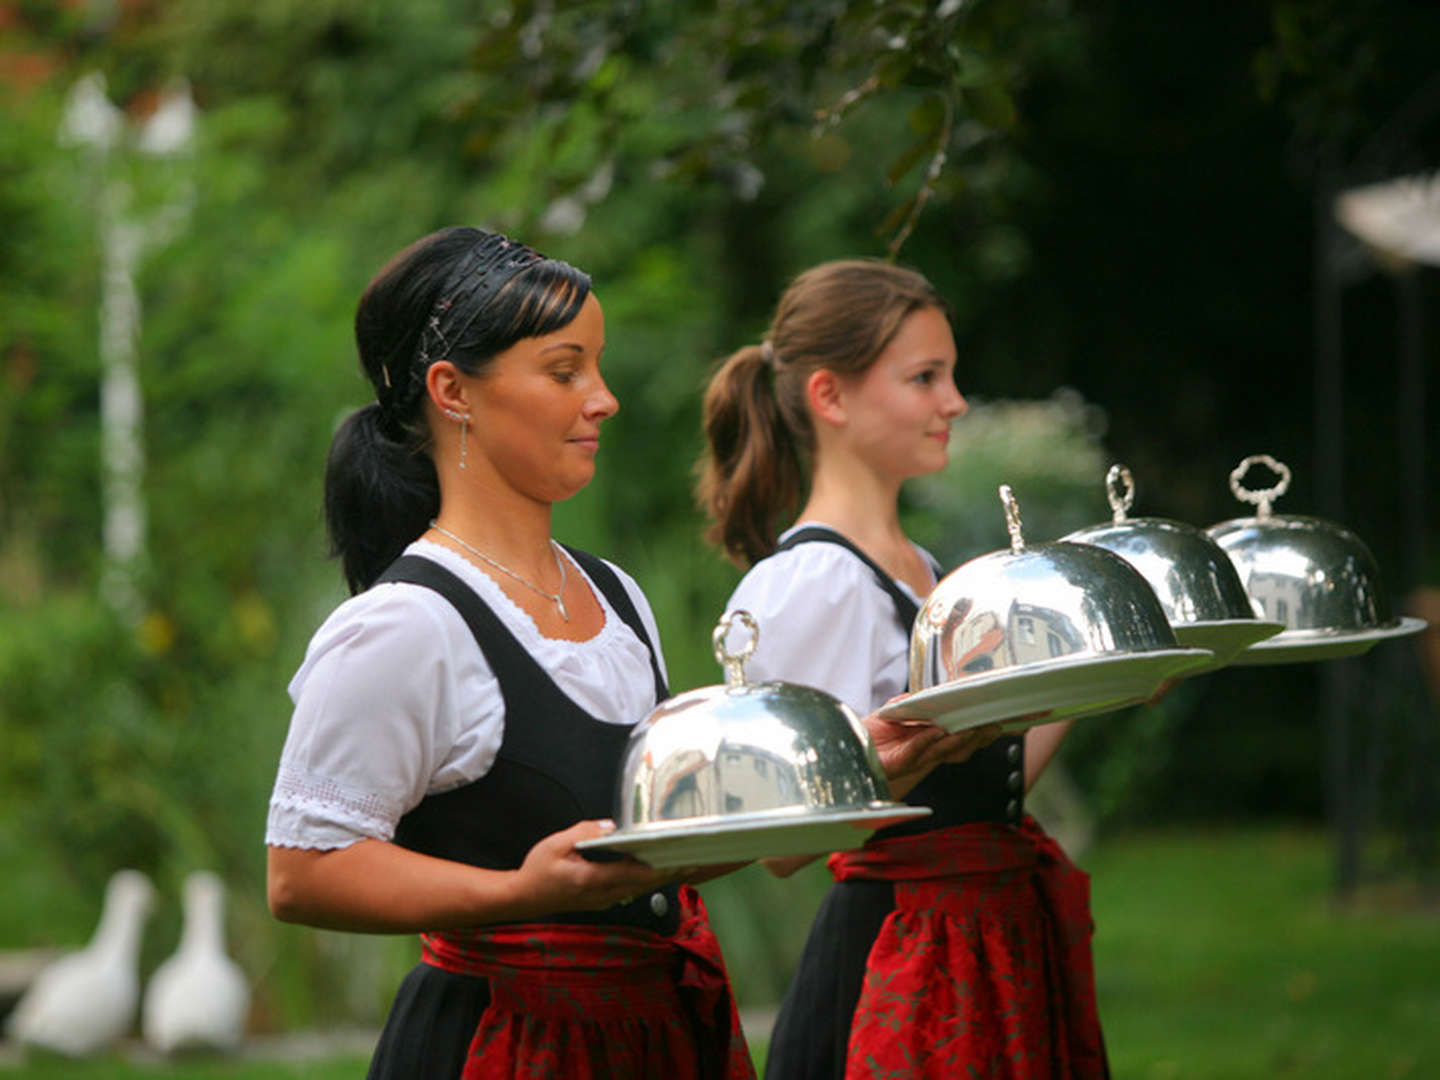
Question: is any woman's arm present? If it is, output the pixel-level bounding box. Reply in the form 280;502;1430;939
1024;719;1073;791
268;819;674;933
761;853;820;878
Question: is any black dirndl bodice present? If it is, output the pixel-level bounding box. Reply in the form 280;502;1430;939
364;549;677;1079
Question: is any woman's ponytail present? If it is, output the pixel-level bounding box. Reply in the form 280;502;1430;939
697;344;806;567
324;402;439;594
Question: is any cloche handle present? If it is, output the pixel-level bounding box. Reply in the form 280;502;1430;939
1106;464;1136;523
1000;484;1026;553
1229;454;1290;520
713;609;759;688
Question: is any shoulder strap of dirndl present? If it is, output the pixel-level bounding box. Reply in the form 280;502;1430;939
774;526;923;635
375;553;513;658
560;546;669;703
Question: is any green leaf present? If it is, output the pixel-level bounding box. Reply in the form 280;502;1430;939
886;132;939;187
875;51;916;91
876;193;919;238
961;82;1018;130
908;93;947;137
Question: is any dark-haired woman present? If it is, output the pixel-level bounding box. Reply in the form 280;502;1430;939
266;227;755;1079
698;259;1108;1079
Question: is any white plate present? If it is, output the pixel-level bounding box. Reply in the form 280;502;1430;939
876;648;1215;733
1172;619;1286;670
573;803;931;868
1228;616;1427;666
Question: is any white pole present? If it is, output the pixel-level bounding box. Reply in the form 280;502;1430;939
98;190;147;619
60;74;194;621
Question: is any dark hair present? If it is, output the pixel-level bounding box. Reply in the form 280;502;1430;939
325;226;591;593
696;258;948;567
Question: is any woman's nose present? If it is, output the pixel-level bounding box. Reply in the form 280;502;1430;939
588;374;620;420
943;382;967;419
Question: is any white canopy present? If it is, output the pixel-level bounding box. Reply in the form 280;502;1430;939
1335;171;1440;269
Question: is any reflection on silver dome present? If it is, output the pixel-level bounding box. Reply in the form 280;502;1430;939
911;485;1179;692
1207;456;1394;634
615;611;892;830
1063;465;1259;626
1209;515;1390;632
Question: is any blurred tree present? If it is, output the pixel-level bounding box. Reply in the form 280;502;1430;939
456;0;1066;257
0;0;515;1027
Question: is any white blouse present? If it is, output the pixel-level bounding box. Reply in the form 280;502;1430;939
723;524;934;717
265;539;667;851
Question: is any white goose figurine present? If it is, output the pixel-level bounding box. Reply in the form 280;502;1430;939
5;868;155;1057
141;870;250;1055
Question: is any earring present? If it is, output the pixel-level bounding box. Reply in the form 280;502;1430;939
444;409;469;470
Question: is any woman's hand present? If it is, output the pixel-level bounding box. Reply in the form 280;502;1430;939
1146;678;1178;706
761;853;821;879
509;819;673;919
862;712;1003;799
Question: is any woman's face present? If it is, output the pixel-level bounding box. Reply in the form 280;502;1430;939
463;292;618;504
836;304;967;480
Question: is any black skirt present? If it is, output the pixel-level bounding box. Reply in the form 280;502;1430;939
762;879;895;1080
366;962;491;1080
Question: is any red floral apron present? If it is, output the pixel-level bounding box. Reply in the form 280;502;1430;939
827;816;1108;1079
420;885;754;1080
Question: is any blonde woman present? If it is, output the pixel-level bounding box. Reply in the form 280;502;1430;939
698;259;1107;1079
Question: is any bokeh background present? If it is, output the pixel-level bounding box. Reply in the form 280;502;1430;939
2;1;1438;1076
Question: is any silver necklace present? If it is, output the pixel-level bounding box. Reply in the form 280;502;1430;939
429;521;570;621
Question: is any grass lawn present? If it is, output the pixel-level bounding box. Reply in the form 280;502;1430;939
2;826;1436;1077
0;1056;370;1080
1086;827;1440;1079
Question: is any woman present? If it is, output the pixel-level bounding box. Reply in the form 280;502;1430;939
265;227;755;1079
697;259;1108;1079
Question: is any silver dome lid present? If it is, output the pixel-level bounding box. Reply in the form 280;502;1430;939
578;611;928;867
886;486;1213;733
911;485;1183;691
1207;455;1426;664
1062;465;1283;666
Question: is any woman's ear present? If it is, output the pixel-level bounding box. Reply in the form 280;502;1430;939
425;361;470;418
806;368;847;427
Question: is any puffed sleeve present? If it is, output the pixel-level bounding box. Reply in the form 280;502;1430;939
724;545;902;716
265;583;504;850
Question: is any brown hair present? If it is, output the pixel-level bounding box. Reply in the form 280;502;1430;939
696;258;948;567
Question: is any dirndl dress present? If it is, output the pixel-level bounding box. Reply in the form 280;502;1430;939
363;552;754;1080
758;529;1107;1080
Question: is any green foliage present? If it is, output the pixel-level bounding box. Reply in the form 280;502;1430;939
1;92;104;589
0;4;489;1030
457;0;1076;256
698;859;833;1008
1254;0;1390;162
